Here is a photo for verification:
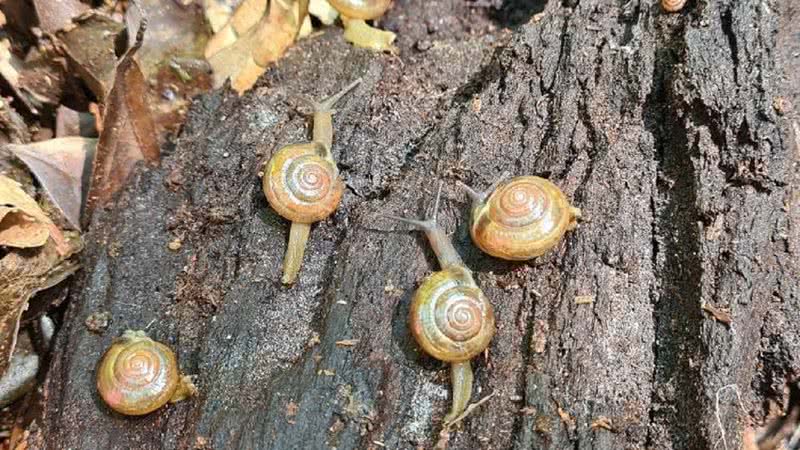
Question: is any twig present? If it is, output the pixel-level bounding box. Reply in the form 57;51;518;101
715;384;748;450
444;392;497;428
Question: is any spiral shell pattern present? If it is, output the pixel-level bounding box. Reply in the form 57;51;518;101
263;143;344;223
329;0;392;20
471;176;578;261
410;266;495;363
97;331;180;415
661;0;687;12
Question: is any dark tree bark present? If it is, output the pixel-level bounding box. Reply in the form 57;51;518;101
26;0;799;449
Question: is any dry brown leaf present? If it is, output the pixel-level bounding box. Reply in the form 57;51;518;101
702;302;732;325
0;39;22;90
0;39;38;115
0;175;53;249
591;416;615;431
86;22;160;212
32;0;89;34
125;0;210;79
55;106;96;138
57;13;125;102
124;0;213;137
0;233;81;376
204;0;267;58
204;0;242;33
335;339;359;347
6;137;97;229
206;0;309;93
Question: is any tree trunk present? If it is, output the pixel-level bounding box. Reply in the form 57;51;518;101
27;0;800;448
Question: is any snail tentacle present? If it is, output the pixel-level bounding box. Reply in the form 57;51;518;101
384;183;463;269
444;361;473;424
458;171;511;207
313;78;362;152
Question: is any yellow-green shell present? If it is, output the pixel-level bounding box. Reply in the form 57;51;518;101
329;0;392;20
96;331;180;416
409;266;495;363
262;143;344;224
471;176;579;261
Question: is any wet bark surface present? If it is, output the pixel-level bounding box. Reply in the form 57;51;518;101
27;0;799;449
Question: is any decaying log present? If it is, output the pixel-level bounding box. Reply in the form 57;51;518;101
27;0;799;448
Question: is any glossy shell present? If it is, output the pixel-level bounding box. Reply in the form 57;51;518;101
409;266;495;363
263;143;344;223
471;176;578;261
328;0;392;20
661;0;686;12
96;331;180;416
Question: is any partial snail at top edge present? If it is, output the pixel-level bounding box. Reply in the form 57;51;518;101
262;78;361;285
385;183;496;424
328;0;392;20
661;0;687;13
461;175;581;261
326;0;397;52
96;330;197;416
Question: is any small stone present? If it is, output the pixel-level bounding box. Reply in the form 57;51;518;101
85;311;112;333
415;40;433;52
168;238;183;251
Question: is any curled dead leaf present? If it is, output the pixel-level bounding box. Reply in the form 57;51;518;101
206;0;309;93
32;0;89;34
125;0;210;80
7;137;97;230
0;232;81;376
0;175;59;249
57;13;126;102
86;21;160;214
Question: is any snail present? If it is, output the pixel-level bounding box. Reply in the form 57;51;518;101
263;78;361;285
386;183;495;424
327;0;397;52
661;0;687;12
460;174;581;261
96;330;197;416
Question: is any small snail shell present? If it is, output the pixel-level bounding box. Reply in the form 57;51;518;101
386;183;495;424
467;176;580;261
262;79;361;285
409;266;495;363
328;0;392;20
263;142;344;224
661;0;687;12
96;330;196;416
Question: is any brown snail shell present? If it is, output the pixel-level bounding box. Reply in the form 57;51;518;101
328;0;392;20
470;176;580;261
409;266;495;363
661;0;687;12
96;330;196;416
262;142;344;224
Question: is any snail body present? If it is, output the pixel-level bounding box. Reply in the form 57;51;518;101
387;184;495;424
327;0;397;52
328;0;392;20
263;79;360;285
661;0;687;12
96;330;196;416
463;175;580;261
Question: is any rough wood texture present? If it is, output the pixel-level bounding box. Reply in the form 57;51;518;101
28;0;799;448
